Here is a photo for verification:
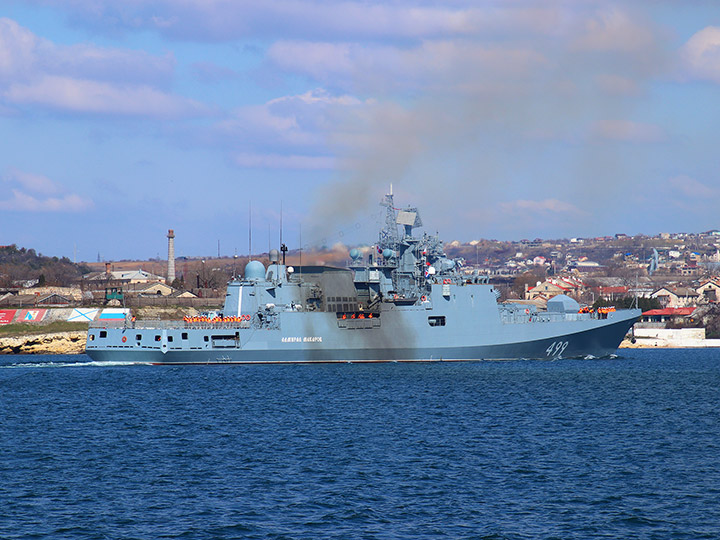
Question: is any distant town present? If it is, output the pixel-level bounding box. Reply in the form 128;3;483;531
3;227;720;340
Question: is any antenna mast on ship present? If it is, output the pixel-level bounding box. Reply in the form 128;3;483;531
248;201;252;258
280;200;287;265
379;184;399;249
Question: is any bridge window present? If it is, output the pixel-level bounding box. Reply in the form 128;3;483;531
428;316;446;327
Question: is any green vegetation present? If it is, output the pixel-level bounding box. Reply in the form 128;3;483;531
0;244;91;287
703;307;720;338
0;321;89;337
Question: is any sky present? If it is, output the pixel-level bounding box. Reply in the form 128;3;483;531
1;1;720;261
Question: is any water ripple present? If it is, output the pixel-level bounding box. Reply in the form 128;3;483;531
0;350;719;539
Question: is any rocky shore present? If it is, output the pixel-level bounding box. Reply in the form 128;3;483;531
0;307;195;355
0;331;86;355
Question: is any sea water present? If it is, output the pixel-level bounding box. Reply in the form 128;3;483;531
1;349;718;540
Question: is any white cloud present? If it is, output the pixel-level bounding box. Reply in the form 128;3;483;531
0;190;93;212
0;18;174;85
591;119;664;143
680;26;720;84
267;40;547;94
667;175;717;199
259;8;662;100
217;88;367;152
0;17;203;117
0;17;36;81
267;88;363;108
573;9;657;54
253;6;669;238
209;89;369;172
0;168;94;212
4;75;206;117
25;1;567;42
47;44;175;87
3;167;60;195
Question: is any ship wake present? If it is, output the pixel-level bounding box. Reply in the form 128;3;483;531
0;359;151;369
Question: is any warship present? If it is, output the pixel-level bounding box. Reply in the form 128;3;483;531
86;192;641;364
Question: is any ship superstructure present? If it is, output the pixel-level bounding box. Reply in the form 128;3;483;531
86;193;640;364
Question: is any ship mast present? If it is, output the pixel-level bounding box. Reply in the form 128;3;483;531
379;189;399;250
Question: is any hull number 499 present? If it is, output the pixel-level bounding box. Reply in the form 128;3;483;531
546;341;569;357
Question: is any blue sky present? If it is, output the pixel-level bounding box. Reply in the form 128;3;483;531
1;1;720;261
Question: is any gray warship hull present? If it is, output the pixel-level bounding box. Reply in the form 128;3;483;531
86;286;639;364
85;324;637;364
86;192;640;364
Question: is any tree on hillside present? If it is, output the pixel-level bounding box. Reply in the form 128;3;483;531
0;244;88;287
171;277;185;290
701;304;720;338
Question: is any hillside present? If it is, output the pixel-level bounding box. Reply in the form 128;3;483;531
0;245;91;288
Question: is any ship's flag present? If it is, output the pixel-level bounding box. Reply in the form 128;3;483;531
18;309;46;322
0;309;17;325
68;308;99;322
99;308;130;320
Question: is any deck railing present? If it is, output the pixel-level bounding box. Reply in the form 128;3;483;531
499;311;598;324
88;320;251;330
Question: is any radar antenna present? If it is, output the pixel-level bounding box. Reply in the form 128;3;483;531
379;190;399;249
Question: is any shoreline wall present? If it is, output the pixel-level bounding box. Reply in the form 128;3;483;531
621;327;720;348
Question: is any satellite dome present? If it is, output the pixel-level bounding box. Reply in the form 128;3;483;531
244;260;266;281
349;248;361;260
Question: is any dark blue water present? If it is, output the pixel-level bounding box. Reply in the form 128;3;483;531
1;350;718;540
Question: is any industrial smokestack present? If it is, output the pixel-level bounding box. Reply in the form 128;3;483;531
167;229;176;284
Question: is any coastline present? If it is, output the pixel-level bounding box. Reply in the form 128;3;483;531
0;331;86;355
0;307;193;355
620;338;720;349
